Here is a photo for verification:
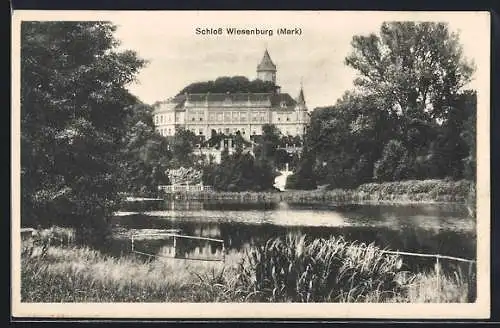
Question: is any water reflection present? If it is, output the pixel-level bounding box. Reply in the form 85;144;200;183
111;200;475;273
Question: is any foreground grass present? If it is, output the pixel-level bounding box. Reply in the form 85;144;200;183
22;245;242;302
162;179;475;205
21;233;474;303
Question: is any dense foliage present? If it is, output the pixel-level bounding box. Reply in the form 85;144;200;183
176;76;276;95
167;167;203;185
198;125;302;191
168;128;199;168
21;22;146;245
202;144;276;192
119;102;172;196
290;22;476;190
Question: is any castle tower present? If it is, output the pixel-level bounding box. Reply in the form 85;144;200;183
257;49;277;84
295;81;308;136
296;80;307;111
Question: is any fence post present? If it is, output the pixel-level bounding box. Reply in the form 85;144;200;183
436;257;440;300
222;241;226;263
173;235;177;258
131;234;134;252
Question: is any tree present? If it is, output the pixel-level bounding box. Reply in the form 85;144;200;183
177;76;276;95
343;22;477;182
119;102;171;195
254;124;281;164
202;151;275;192
373;140;411;182
296;92;393;188
346;22;475;122
21;22;145;245
459;91;477;180
233;131;246;155
286;144;317;190
170;128;197;167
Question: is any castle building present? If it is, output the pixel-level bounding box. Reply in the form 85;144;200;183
153;50;309;141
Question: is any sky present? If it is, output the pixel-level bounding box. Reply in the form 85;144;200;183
108;11;489;109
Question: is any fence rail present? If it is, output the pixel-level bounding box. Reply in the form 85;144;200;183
377;249;476;297
130;232;225;262
380;250;476;264
158;185;213;193
129;230;476;268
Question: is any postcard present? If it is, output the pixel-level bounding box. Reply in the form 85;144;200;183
11;10;491;319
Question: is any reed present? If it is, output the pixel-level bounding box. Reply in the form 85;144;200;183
234;235;409;302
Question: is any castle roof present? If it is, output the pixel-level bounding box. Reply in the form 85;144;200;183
153;92;298;113
257;50;276;72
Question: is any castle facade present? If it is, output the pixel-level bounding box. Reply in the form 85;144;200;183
153;50;309;140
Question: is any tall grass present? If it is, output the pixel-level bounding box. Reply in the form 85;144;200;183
234;235;407;302
21;244;241;302
233;235;474;303
20;234;474;303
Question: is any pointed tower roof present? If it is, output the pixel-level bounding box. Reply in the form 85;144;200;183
257;49;277;71
297;80;306;105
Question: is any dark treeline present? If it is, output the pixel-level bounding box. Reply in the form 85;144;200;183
202;125;285;191
288;22;476;190
175;76;277;95
21;22;149;245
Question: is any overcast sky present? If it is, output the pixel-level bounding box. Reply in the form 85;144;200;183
108;11;489;109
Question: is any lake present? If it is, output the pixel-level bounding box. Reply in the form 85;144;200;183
109;200;476;273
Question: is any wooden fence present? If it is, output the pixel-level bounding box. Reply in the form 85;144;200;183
131;232;225;262
158;184;214;193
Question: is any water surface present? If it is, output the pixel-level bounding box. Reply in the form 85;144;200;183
110;200;476;272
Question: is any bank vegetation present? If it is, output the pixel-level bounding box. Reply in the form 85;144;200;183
21;230;475;303
159;179;475;206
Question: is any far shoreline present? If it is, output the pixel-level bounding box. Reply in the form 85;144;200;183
124;179;475;208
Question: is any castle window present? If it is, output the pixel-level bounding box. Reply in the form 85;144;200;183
224;112;231;122
287;116;290;121
252;113;258;122
168;128;171;135
225;128;230;134
209;113;215;122
280;101;287;108
199;117;203;121
240;113;247;122
217;113;223;122
199;129;203;135
192;117;195;121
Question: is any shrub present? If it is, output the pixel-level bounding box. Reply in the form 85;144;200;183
374;140;412;182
